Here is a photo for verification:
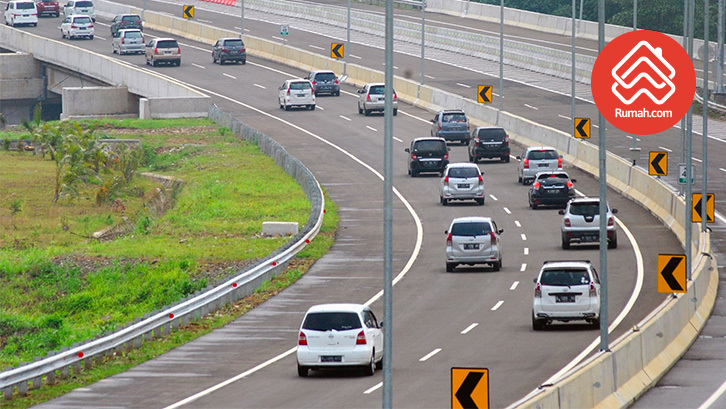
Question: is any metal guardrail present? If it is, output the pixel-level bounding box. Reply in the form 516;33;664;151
0;105;325;398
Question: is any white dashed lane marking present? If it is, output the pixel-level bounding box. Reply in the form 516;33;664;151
223;73;236;80
350;54;362;59
253;84;266;89
558;114;571;120
521;233;527;241
456;83;471;88
524;247;529;255
340;115;352;121
524;103;539;110
503;207;512;214
309;45;324;50
510;281;519;290
491;301;504;311
461;323;478;334
658;146;673;152
514;220;521;227
520;263;527;272
364;383;382;394
191;63;205;69
420;349;441;362
366;126;378;132
489;194;498;201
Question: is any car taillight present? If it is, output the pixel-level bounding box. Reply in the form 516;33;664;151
444;176;449;186
478;175;483;186
311;80;316;85
557;157;563;169
221;47;229;52
334;79;339;84
564;217;571;227
367;94;371;101
89;23;93;28
467;123;470;130
71;24;77;28
154;48;159;55
298;331;307;346
523;158;529;169
608;217;614;227
287;88;290;95
504;136;509;146
241;47;246;52
566;181;573;188
393;92;397;101
411;153;417;160
443;153;449;160
438;124;442;130
533;181;541;189
356;330;367;345
534;282;541;298
177;47;181;54
121;37;125;44
589;282;597;296
446;233;452;246
475;139;480;146
490;232;496;245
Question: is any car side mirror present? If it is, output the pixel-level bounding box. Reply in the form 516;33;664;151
379;321;384;328
498;229;504;234
533;278;537;283
430;119;435;123
278;86;283;90
612;208;618;214
357;89;365;94
447;147;451;151
571;179;577;183
516;156;522;160
558;209;565;215
404;148;410;153
444;230;448;234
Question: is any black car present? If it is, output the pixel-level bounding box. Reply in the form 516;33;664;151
468;126;510;163
405;137;450;177
306;70;340;96
528;171;576;209
212;38;246;65
110;14;142;37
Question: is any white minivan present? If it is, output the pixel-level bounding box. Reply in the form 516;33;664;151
4;1;38;27
62;0;94;21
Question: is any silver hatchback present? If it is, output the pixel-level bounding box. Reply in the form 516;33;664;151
559;197;618;249
357;83;398;116
439;163;485;206
445;216;503;272
112;29;144;55
516;146;562;184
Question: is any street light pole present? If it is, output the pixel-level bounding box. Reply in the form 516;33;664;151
240;0;244;37
497;0;503;124
571;0;575;126
420;0;425;96
598;0;609;352
345;0;350;76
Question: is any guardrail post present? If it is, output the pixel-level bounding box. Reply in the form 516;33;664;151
60;365;70;380
46;369;56;385
134;335;143;349
2;385;13;400
83;358;93;370
17;381;28;397
30;376;42;390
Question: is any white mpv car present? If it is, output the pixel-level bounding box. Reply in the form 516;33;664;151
4;1;38;27
439;163;485;206
532;260;601;330
296;303;383;377
445;216;503;272
278;79;315;111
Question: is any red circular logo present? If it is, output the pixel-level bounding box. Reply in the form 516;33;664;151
591;30;696;135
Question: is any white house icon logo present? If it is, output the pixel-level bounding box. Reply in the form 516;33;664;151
611;40;677;105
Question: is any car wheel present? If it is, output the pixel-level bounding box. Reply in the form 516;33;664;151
411;170;418;177
393;109;398;116
532;312;546;331
468;152;474;162
364;109;371;116
492;260;501;271
518;175;523;184
362;353;375;376
176;60;181;66
561;237;570;250
297;363;308;377
89;35;93;40
531;201;538;209
242;59;246;65
285;104;291;111
358;103;363;114
32;23;37;27
441;197;448;206
591;317;601;330
446;263;456;272
375;355;383;370
310;105;316;111
476;198;484;206
608;235;618;249
112;45;116;53
503;155;510;163
212;55;217;64
335;90;340;96
61;29;65;38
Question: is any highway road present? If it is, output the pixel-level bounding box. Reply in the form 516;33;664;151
1;1;717;408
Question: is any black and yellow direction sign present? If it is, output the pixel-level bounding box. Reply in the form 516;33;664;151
331;43;344;59
574;117;591;138
657;254;687;293
183;5;194;19
477;85;492;103
692;193;715;223
648;151;668;176
452;368;489;409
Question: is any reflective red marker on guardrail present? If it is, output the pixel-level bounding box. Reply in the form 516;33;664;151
168;313;174;319
77;352;84;358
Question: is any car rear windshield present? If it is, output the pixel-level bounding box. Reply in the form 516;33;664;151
369;85;386;94
477;128;506;140
74;16;91;23
451;222;491;236
527;150;559;160
75;1;93;7
315;72;337;81
569;202;601;216
442;113;467;123
122;15;140;22
413;140;446;153
540;269;591;286
448;167;479;178
302;312;362;331
290;82;311;90
124;31;142;38
17;2;35;9
156;40;178;49
224;39;244;47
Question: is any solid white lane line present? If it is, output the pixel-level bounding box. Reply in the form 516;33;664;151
366;126;378;132
191;63;205;69
510;281;519;291
393;136;403;142
461;323;479;334
514;220;521;227
399;110;431;124
456;82;471;88
692;157;703;163
524;103;539;110
420;348;442;361
489;194;498;201
503;207;511;214
524;247;529;255
364;383;383;394
698;377;726;409
520;263;527;272
425;74;435;79
658;146;673;152
491;301;504;311
316;106;324;111
253;84;266;89
309;44;324;50
350;54;362;59
340;115;352;121
272;36;286;41
521;233;527;241
558;114;571;120
223;73;237;80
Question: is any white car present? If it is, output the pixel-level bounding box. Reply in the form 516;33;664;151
439;162;485;206
445;216;503;272
60;14;93;39
62;0;94;21
357;82;397;116
4;0;38;27
296;303;383;377
278;79;315;111
559;197;618;249
532;260;601;330
112;28;144;55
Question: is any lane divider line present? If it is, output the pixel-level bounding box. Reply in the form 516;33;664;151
520;263;527;272
364;382;383;394
461;323;479;334
514;220;521;227
489;194;498;201
223;73;236;80
503;207;512;214
491;301;504;311
253;84;266;89
524;247;529;255
419;348;442;362
510;281;519;291
520;233;527;241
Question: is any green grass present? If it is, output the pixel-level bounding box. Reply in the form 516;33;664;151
0;118;335;375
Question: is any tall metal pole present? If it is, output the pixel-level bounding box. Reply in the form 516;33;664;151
633;0;637;31
345;0;350;76
419;0;425;96
681;0;689;197
597;0;609;352
142;0;146;24
240;0;244;37
578;0;584;33
571;0;576;125
497;0;504;125
718;0;724;92
631;0;638;165
703;0;710;233
382;0;394;406
686;0;695;281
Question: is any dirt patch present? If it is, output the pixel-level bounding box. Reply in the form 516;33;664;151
100;126;218;136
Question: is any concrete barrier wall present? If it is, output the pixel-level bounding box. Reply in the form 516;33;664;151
61;86;137;119
88;4;719;408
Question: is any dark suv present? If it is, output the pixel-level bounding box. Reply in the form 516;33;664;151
212;38;246;65
468;126;510;163
307;70;340;96
110;14;141;36
405;137;450;177
430;110;470;144
528;171;576;209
